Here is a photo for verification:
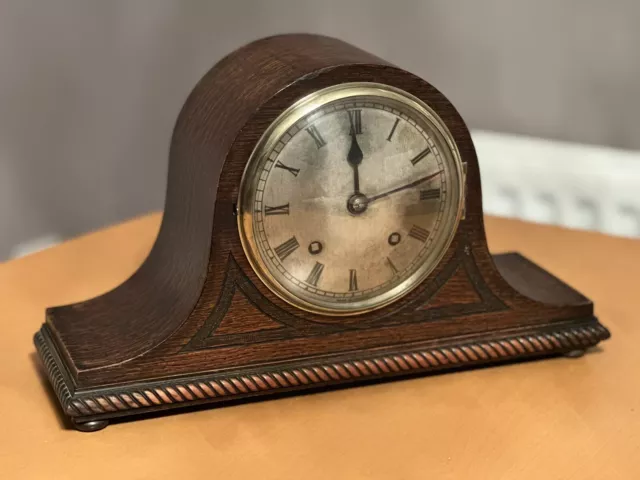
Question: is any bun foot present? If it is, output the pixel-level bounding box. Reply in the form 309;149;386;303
72;418;109;432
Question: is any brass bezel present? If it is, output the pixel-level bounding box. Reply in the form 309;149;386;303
237;82;465;316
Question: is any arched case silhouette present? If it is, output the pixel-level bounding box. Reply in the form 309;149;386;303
34;34;609;431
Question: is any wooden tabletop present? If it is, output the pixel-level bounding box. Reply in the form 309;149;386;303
1;214;638;479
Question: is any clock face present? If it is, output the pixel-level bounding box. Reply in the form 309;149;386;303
238;83;464;315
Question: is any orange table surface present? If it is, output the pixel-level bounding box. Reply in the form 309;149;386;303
1;213;638;479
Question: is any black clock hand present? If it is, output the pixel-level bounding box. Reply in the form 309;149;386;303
368;171;441;203
346;131;363;194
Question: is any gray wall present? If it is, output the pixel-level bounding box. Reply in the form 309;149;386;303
1;0;639;259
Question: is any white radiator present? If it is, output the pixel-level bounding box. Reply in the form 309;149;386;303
472;130;640;238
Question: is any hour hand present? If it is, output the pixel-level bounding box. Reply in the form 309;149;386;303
346;125;363;194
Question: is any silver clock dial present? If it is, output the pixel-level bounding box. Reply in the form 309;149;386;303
238;83;464;315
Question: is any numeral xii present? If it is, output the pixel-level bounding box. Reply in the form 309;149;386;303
348;109;362;135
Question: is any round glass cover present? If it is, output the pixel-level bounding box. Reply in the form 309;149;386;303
238;83;464;315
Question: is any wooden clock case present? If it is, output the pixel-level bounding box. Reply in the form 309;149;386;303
34;34;610;431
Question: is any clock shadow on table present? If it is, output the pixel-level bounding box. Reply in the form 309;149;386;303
29;347;605;430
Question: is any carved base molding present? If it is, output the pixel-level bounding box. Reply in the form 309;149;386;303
35;318;609;424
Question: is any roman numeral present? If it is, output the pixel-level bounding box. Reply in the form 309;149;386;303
274;236;299;261
264;203;290;216
305;261;324;287
420;188;440;200
386;257;399;276
275;160;300;177
349;269;358;291
410;147;431;166
348;109;362;135
306;125;326;148
387;118;400;141
408;225;430;242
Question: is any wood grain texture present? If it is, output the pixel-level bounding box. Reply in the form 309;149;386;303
44;34;392;373
35;318;608;420
33;34;609;426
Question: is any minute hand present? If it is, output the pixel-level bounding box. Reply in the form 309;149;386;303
368;170;442;203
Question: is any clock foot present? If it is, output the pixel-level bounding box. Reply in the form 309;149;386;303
564;349;586;358
72;418;109;432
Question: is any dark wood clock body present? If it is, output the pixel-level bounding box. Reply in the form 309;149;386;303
34;34;609;431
